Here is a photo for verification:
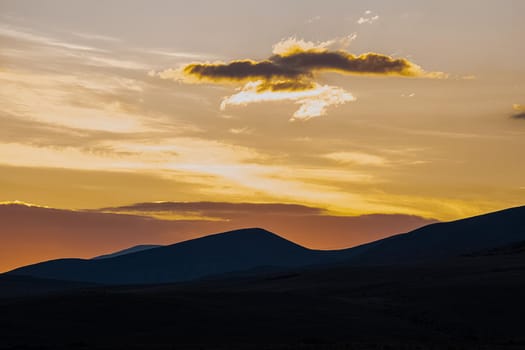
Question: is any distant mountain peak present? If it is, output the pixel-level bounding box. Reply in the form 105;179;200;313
92;244;163;260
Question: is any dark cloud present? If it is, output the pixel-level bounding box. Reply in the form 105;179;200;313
98;201;325;216
511;112;525;120
182;50;430;92
271;51;416;76
184;59;305;81
256;79;315;92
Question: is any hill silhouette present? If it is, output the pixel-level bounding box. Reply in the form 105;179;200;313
346;205;525;264
92;244;163;260
7;206;525;285
8;228;336;284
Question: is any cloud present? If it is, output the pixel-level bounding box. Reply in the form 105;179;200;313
0;25;104;52
325;151;387;166
145;49;211;60
305;15;321;24
229;127;253;135
156;37;444;119
98;201;325;217
72;32;121;42
511;104;525;120
271;34;357;55
180;50;429;84
220;81;355;120
357;10;380;25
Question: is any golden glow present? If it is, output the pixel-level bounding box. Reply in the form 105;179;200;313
97;209;228;221
0;200;50;208
0;3;523;242
513;104;525;112
271;36;340;55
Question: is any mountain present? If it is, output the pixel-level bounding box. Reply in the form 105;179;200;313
92;244;163;260
7;228;337;285
346;205;525;265
6;206;525;285
3;242;525;350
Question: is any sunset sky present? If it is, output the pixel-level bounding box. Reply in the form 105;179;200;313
0;1;524;270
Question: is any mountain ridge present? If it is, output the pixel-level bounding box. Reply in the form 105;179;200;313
8;228;337;284
93;244;163;260
6;206;525;285
345;205;525;264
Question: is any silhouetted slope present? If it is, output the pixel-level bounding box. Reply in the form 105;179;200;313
6;206;525;285
347;205;525;264
8;228;334;284
2;250;525;350
92;244;162;260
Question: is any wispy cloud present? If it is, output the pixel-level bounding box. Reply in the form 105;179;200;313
79;54;151;70
0;24;157;72
144;49;212;59
325;151;387;166
72;32;121;42
0;25;105;52
272;35;357;54
357;10;380;25
229;127;253;135
305;15;321;24
1;22;212;73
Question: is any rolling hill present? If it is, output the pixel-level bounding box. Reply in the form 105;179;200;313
347;205;525;264
6;205;525;285
92;244;163;260
7;228;337;284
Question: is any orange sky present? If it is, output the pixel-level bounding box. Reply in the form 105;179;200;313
0;1;524;270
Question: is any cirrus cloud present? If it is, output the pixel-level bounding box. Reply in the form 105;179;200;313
357;10;380;25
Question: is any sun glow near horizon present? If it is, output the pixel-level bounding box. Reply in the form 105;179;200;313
0;0;524;225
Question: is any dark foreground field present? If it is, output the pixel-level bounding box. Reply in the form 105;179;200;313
1;250;525;350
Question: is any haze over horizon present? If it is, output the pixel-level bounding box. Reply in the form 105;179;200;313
1;1;524;270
